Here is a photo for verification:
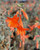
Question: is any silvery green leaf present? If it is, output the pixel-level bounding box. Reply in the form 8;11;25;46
17;4;21;7
14;41;16;47
9;31;12;35
9;46;13;50
1;35;5;40
6;41;10;45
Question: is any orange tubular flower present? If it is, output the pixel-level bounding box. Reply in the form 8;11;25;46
17;28;29;39
36;35;40;37
16;11;19;15
28;25;34;31
37;25;40;29
36;40;39;49
19;41;21;47
21;9;28;20
17;25;29;33
20;34;29;45
16;1;18;3
25;35;30;38
13;15;19;21
16;14;24;36
5;14;19;28
33;36;36;41
32;22;39;28
28;22;40;31
16;14;29;36
19;14;23;27
6;12;30;44
32;23;40;29
16;27;26;36
33;35;40;41
10;6;13;10
35;17;39;21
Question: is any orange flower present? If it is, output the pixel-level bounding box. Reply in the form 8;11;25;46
36;35;40;37
16;26;27;36
13;14;19;20
33;36;36;40
19;14;23;27
28;22;39;31
37;25;40;29
25;35;29;38
16;14;24;36
16;11;19;15
28;25;34;31
33;35;40;41
6;14;19;28
16;16;29;37
16;1;18;3
7;14;19;22
19;41;21;47
6;12;29;42
20;35;29;45
32;22;39;28
35;17;39;21
21;9;28;20
17;25;29;32
10;6;13;10
36;40;39;49
16;14;29;36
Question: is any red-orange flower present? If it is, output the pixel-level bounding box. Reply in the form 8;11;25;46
16;14;29;36
21;9;28;20
37;25;40;29
6;12;29;43
35;17;39;21
28;22;39;31
20;35;29;45
10;6;13;10
19;41;21;47
6;14;19;28
36;40;39;49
